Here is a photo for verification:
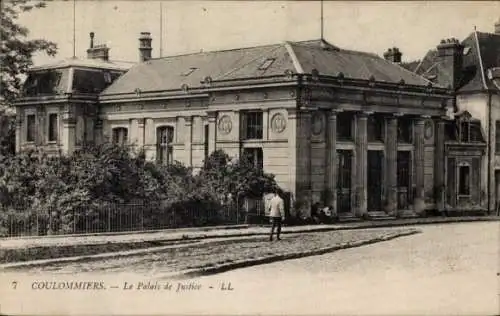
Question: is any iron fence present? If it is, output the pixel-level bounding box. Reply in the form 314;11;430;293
0;202;246;237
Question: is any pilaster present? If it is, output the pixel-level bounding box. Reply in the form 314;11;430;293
94;119;103;145
185;116;193;166
355;112;368;216
207;111;217;155
15;116;22;153
144;118;155;161
435;119;446;211
61;113;76;155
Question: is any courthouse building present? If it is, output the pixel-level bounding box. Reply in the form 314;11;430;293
16;30;493;218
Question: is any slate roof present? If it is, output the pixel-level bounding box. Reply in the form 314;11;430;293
22;58;132;97
101;39;434;96
414;31;500;92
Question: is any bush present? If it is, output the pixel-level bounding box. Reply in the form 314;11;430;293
0;145;282;235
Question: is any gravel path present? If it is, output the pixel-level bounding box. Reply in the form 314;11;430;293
12;228;415;275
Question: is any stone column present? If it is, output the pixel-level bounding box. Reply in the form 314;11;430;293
434;119;446;211
207;111;217;155
355;112;368;216
386;116;398;215
325;110;338;214
414;117;426;214
185;116;193;166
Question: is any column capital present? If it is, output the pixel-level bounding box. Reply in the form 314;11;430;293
184;115;193;126
206;111;217;121
62;118;76;126
414;119;426;126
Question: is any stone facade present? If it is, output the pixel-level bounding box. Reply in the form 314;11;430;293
16;35;492;218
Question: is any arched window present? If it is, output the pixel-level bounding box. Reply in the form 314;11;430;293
157;126;174;164
112;127;128;145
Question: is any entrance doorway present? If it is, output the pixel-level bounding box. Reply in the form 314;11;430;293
367;150;383;211
337;150;352;214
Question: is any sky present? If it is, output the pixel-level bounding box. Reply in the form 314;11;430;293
16;1;500;67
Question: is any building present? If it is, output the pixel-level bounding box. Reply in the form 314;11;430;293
405;19;500;214
14;33;132;155
18;31;480;219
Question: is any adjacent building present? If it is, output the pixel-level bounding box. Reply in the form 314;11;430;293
20;28;496;219
405;19;500;214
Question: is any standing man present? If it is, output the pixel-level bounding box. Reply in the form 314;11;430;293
268;188;285;241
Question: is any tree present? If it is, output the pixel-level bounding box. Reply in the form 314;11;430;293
1;1;57;156
1;0;57;104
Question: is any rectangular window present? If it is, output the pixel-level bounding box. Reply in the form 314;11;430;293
397;151;410;188
48;113;58;142
26;114;36;142
112;127;128;145
496;121;500;153
397;118;412;143
204;125;209;159
243;147;263;169
460;121;471;143
337;113;353;141
458;165;470;195
242;111;263;140
367;115;384;142
156;126;174;164
337;150;352;189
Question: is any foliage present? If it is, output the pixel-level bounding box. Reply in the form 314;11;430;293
1;0;57;104
198;149;278;202
0;145;282;236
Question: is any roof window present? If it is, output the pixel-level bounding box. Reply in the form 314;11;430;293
258;58;275;70
463;46;471;55
181;67;198;76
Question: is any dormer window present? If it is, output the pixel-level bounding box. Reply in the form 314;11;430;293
104;71;112;83
181;67;197;76
445;114;484;143
258;58;275;70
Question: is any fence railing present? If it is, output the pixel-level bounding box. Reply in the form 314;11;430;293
0;202;247;238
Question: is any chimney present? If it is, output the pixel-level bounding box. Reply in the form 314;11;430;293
139;32;152;62
436;38;464;89
86;32;110;61
383;47;402;63
495;18;500;34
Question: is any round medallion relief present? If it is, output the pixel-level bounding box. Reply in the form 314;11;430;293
424;119;433;140
311;112;324;136
271;113;287;133
217;115;232;135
